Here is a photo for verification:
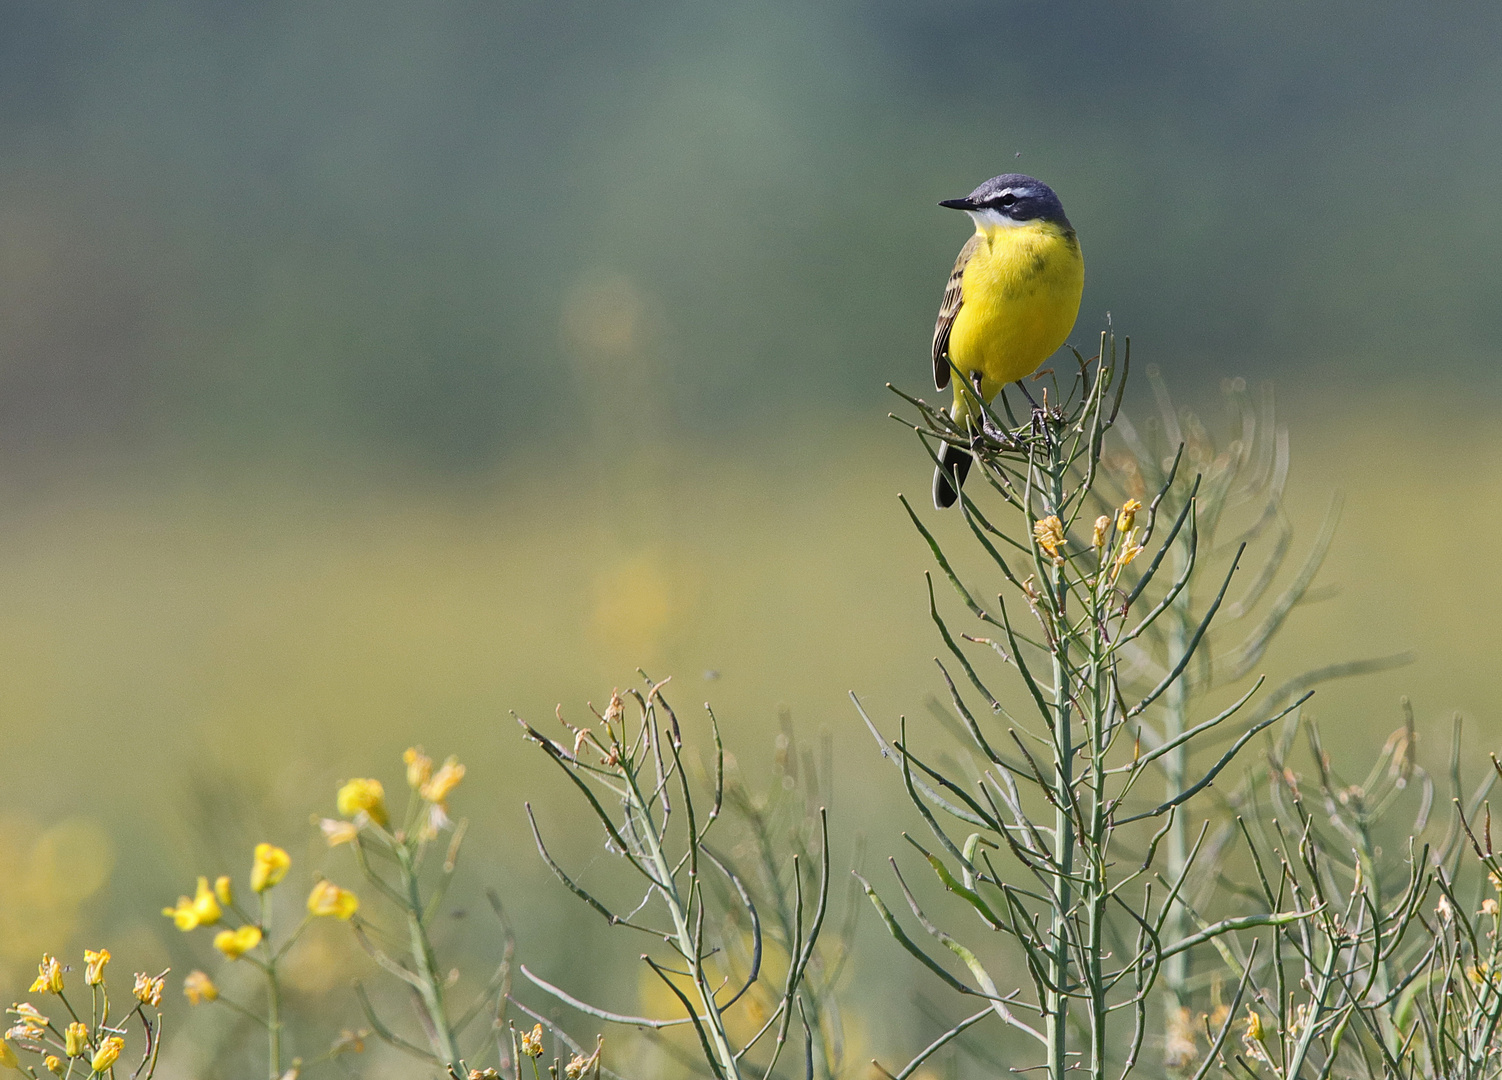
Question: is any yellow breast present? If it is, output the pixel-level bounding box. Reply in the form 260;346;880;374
948;220;1084;411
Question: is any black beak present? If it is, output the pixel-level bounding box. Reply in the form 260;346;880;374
938;197;977;210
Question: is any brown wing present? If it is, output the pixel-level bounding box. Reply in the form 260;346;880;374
932;234;977;390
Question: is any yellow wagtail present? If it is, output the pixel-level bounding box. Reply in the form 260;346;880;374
930;173;1085;508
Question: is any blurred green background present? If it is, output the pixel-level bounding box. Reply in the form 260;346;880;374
3;0;1502;1073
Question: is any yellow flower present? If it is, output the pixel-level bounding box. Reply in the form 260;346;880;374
420;757;465;806
1033;515;1066;561
403;747;433;790
65;1022;87;1058
1092;514;1110;552
336;778;387;826
307;881;359;920
319;818;359;847
1117;498;1142;534
182;972;217;1005
29;956;63;995
90;1035;123;1074
215;875;234;906
1241;1006;1272;1068
213;925;262;960
132;972;164;1009
8;1004;47;1039
44;1054;63;1076
163;877;222;931
83;949;110;987
251;844;291;893
1244;1006;1263;1043
0;1041;19;1071
521;1023;544;1058
1113;535;1146;572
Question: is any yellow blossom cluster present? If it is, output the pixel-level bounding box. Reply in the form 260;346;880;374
162;877;221;931
306;881;359;920
1031;498;1147;582
322;749;466;848
182;971;217;1005
1033;515;1066;563
4;949;163;1078
165;840;361;998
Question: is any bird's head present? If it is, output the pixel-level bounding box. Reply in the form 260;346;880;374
940;174;1071;232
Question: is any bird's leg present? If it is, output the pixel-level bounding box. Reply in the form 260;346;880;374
971;371;1008;443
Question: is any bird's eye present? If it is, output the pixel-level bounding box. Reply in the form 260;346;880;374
998;192;1018;207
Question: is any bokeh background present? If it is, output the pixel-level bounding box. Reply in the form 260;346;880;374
3;0;1502;1074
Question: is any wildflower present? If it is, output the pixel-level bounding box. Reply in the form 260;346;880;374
214;875;234;906
1242;1007;1272;1068
163;877;222;930
83;949;110;987
1033;515;1066;562
90;1035;123;1074
336;778;388;826
1491;870;1502;892
132;972;164;1008
565;1044;601;1080
1112;529;1145;573
319;818;359;846
1287;1002;1313;1042
65;1022;87;1058
521;1023;545;1058
29;956;63;995
603;689;624;729
44;1054;63;1076
403;747;433;790
419;756;465;806
0;1042;19;1071
183;972;217;1005
1485;898;1500;917
251;843;291;893
307;881;359;919
8;1004;48;1039
1438;895;1456;923
213;925;263;960
1117;498;1142;534
1092;514;1110;552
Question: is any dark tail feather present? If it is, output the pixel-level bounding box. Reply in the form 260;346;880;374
933;441;973;508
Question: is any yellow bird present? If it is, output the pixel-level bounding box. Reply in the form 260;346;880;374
930;173;1084;507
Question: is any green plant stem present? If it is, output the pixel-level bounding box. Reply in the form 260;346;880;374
1046;453;1074;1080
627;765;740;1079
395;843;463;1069
261;893;281;1080
1161;540;1191;1021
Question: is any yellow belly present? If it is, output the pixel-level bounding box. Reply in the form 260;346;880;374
949;220;1084;420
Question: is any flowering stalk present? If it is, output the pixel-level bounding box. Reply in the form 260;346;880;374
1104;374;1410;1043
518;679;829;1080
165;841;325;1080
329;749;510;1076
5;951;164;1080
867;333;1316;1080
